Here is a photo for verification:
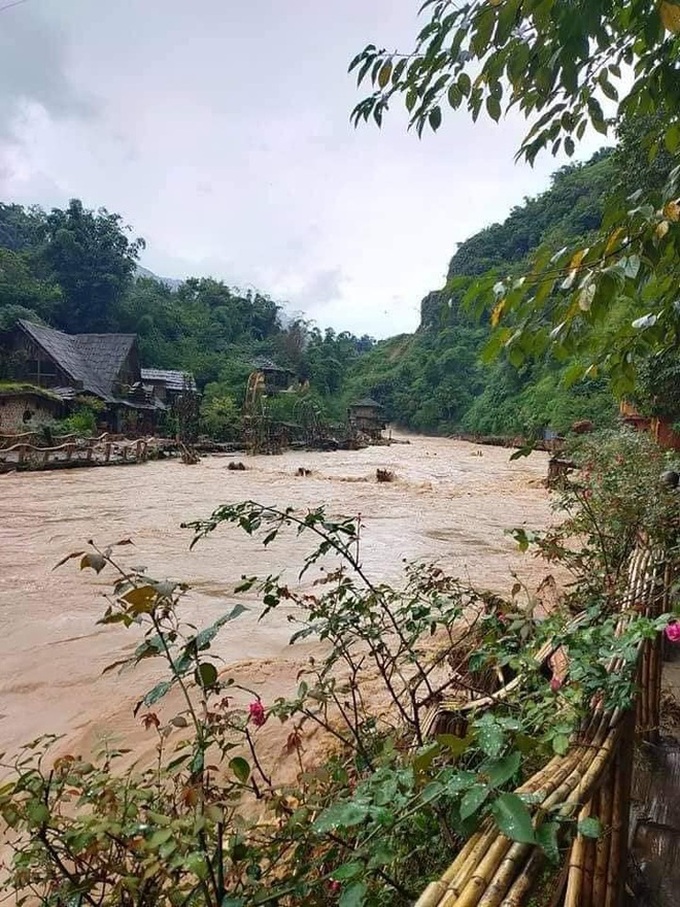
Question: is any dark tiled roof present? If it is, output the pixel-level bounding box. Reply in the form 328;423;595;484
251;355;292;373
73;333;136;397
140;368;197;392
18;320;136;402
350;396;382;409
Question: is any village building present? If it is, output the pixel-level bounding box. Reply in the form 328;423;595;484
619;400;680;451
140;368;197;405
347;396;386;441
250;356;295;393
0;384;64;434
0;320;195;436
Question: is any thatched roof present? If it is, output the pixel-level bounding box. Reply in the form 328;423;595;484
18;320;136;402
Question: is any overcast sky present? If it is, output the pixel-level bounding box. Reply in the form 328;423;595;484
0;0;605;337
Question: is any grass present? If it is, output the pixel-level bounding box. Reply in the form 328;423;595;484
0;381;60;401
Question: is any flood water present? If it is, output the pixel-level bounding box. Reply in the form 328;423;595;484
0;435;554;758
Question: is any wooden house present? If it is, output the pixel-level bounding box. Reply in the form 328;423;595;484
251;356;295;393
0;320;166;434
141;368;198;405
348;396;386;441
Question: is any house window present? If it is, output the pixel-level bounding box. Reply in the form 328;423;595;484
26;358;57;386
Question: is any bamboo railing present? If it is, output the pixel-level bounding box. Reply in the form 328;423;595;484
416;547;669;907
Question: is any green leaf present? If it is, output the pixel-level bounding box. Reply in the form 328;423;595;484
429;106;442;131
460;784;489;821
475;715;504;758
436;733;472;757
536;821;560;862
137;680;172;714
339;882;367;907
377;60;392;89
194;605;249;650
413;743;439;775
487;751;521;787
577;817;602;839
314;802;370;833
552;734;570;755
332;862;363;881
421;780;445;803
486;96;502;122
148;827;174;847
229;757;251;784
194;662;218;688
491;793;535;843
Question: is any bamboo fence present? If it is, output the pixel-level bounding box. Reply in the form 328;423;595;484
415;546;669;907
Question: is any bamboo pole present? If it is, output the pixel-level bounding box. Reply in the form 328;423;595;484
477;842;532;906
564;799;592;907
580;793;597;907
497;848;544;906
605;712;635;907
590;763;613;907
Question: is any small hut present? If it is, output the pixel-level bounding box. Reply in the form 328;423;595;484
250;357;295;393
0;384;63;434
348;396;385;441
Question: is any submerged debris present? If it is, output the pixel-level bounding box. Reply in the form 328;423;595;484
376;468;395;483
227;461;247;471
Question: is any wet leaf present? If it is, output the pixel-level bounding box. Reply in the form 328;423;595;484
577;817;602;838
460;784;489;820
491;792;535;843
80;553;106;574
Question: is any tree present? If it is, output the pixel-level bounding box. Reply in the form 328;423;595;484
0;248;61;326
350;1;680;394
38;199;145;333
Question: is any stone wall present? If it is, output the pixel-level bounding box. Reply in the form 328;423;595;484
0;394;60;434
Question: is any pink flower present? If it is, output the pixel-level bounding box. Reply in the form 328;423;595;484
328;881;341;895
665;622;680;644
248;700;267;727
550;676;563;693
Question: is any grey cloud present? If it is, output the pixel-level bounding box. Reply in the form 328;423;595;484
288;268;345;311
0;7;92;137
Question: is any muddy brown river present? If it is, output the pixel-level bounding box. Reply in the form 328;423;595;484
0;436;554;760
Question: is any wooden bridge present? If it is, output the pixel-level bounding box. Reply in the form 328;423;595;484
416;547;670;907
0;431;167;472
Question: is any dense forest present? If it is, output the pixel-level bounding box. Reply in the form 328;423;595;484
341;150;621;436
0;141;660;439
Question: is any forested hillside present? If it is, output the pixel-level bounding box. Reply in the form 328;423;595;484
342;150;620;436
0;148;634;439
0;199;372;437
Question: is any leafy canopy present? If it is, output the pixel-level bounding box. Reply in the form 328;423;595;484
350;0;680;394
